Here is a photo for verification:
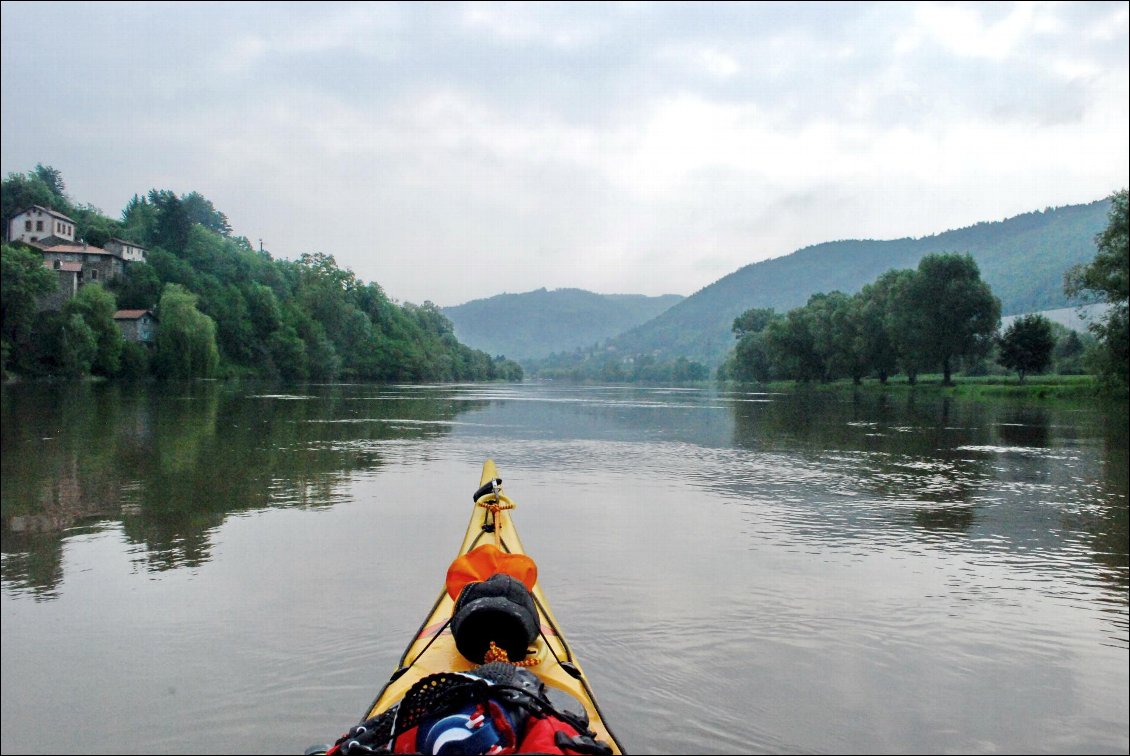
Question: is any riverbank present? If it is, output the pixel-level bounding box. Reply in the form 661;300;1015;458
728;374;1127;402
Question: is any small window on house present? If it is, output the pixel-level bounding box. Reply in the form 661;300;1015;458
36;221;43;231
54;260;61;269
24;220;31;231
91;270;98;281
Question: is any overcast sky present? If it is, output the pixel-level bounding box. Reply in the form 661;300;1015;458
2;1;1127;306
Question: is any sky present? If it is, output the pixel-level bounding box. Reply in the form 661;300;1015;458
2;2;1127;307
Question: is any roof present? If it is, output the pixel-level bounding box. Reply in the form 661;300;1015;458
27;235;71;248
107;237;147;249
113;309;157;321
43;261;82;273
14;205;76;223
39;243;115;256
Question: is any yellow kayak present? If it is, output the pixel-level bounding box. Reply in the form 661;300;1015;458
336;459;623;755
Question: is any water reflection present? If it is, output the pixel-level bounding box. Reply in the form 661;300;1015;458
0;382;484;597
725;388;1128;602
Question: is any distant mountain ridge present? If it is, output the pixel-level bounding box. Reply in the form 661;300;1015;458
610;198;1113;366
442;288;683;360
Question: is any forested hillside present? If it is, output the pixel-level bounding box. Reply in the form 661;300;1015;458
442;288;682;360
612;199;1112;366
1;165;523;382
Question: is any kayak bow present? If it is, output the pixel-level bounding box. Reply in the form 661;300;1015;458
359;459;624;753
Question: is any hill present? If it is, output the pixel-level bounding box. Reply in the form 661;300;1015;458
442;288;683;360
610;198;1112;366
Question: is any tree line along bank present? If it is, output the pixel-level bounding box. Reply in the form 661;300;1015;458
719;190;1127;390
1;165;524;382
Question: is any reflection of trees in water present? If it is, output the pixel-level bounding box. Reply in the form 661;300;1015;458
1;382;483;596
728;390;1128;624
1;532;64;600
912;504;975;533
995;407;1051;447
730;390;992;534
727;390;1124;551
1063;404;1129;593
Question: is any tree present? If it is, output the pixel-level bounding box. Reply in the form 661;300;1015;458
72;205;122;248
246;283;282;340
857;274;901;383
806;291;866;383
1;244;58;374
1066;188;1128;385
998;314;1055;383
110;261;163;309
763;308;824;382
153;284;219;378
1052;328;1092;375
732;308;778;339
2;168;68;237
727;307;780;382
121;193;158;245
63;283;124;376
896;254;1000;385
118;341;150;378
32;164;67;199
148;189;192;253
181;192;232;236
41;312;97;377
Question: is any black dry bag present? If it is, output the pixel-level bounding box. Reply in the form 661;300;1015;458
451;573;539;663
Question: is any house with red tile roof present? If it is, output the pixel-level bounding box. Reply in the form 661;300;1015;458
113;309;158;343
37;241;125;284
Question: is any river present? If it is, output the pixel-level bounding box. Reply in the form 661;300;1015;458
1;381;1127;754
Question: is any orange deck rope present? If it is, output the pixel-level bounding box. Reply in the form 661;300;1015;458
484;640;539;667
473;487;537;666
477;493;515;548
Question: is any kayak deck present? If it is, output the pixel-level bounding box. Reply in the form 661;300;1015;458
361;460;623;753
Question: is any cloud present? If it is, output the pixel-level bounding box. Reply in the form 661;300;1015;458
460;1;609;50
2;1;1126;306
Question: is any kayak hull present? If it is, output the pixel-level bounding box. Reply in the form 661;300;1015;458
361;460;623;753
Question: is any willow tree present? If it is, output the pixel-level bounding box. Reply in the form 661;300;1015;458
154;284;219;379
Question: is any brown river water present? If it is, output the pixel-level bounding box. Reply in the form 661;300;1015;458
2;381;1127;754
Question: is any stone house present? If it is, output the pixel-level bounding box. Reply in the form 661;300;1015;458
7;206;148;289
113;310;158;344
38;261;83;312
7;205;76;244
38;242;125;285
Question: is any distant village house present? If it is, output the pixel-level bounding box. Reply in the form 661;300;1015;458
104;237;148;263
8;205;76;244
6;205;150;311
113;309;158;344
40;243;126;284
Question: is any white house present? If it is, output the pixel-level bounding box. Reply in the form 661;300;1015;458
8;205;76;244
104;237;148;263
